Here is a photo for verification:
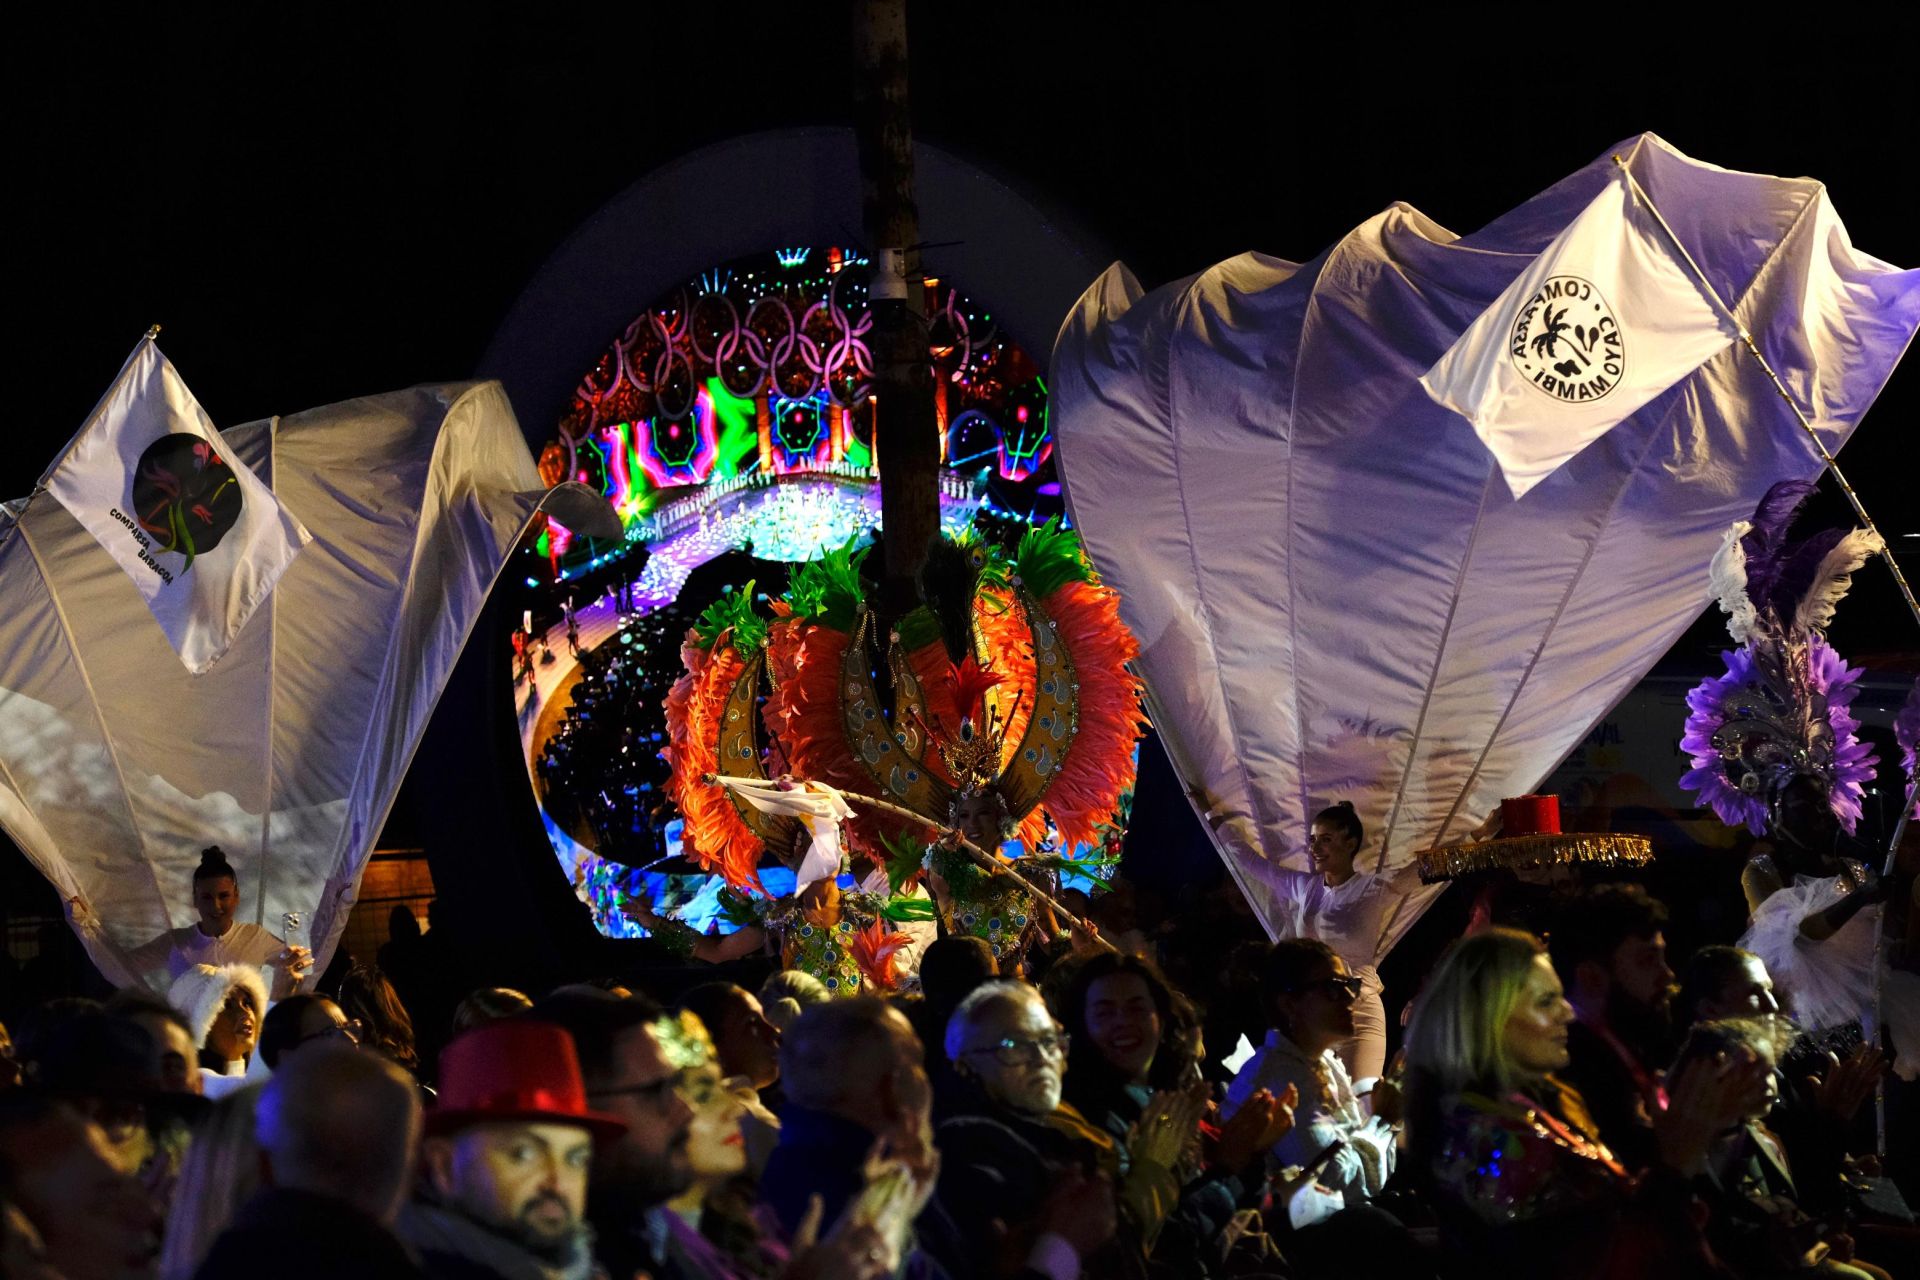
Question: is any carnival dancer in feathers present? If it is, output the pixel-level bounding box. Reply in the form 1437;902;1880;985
657;521;1145;993
1678;480;1918;1078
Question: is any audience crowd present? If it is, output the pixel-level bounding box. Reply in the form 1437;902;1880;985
535;605;685;867
2;867;1915;1279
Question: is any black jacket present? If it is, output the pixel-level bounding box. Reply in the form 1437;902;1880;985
936;1085;1145;1280
1560;1020;1660;1172
195;1188;424;1280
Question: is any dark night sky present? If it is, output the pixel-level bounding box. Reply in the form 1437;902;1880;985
7;7;1917;889
14;8;1916;651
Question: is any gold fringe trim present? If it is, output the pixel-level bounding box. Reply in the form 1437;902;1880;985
1414;832;1653;884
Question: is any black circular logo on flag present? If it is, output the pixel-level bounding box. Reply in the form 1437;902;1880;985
131;434;243;563
1509;276;1625;404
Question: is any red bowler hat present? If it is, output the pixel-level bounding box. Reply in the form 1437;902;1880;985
426;1020;628;1140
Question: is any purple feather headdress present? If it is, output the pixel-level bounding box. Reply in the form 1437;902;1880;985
1680;480;1882;833
1897;679;1920;819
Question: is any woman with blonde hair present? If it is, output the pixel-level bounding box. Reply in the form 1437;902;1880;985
157;1083;262;1280
1403;927;1766;1278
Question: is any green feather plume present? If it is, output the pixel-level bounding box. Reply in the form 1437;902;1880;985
894;606;946;655
784;537;871;632
1012;516;1093;599
693;581;767;655
881;896;939;923
1023;851;1122;881
880;829;932;896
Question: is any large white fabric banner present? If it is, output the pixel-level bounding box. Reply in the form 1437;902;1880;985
1051;133;1917;952
0;380;613;990
45;340;310;673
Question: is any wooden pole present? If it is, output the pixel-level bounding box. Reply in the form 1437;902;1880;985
703;773;1114;951
852;0;940;616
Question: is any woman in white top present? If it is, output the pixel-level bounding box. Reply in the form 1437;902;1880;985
1239;802;1416;1081
121;847;311;999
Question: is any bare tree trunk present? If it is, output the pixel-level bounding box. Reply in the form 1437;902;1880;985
851;0;938;616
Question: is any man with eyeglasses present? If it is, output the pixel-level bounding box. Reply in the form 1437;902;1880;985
935;981;1120;1280
257;995;362;1073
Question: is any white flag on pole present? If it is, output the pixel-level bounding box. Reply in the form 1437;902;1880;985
1420;170;1739;497
45;339;309;674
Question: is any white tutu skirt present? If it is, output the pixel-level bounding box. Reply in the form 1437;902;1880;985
1739;873;1920;1080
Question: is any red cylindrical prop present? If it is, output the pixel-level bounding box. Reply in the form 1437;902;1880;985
1501;794;1561;837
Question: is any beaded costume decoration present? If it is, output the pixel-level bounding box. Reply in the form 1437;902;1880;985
1678;480;1881;835
661;519;1145;990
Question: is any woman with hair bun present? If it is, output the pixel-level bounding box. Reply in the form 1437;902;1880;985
120;846;311;999
1238;801;1414;1081
757;969;829;1035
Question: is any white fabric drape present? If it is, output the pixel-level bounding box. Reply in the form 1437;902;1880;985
0;381;598;989
1050;133;1917;949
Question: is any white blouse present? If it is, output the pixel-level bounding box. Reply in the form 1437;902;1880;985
1239;862;1415;997
124;922;290;996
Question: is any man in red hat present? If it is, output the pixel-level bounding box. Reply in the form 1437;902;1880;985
399;1019;627;1280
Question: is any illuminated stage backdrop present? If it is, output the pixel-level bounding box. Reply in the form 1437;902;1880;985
515;249;1063;936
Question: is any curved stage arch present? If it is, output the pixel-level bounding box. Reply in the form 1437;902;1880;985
479;128;1109;445
465;131;1113;941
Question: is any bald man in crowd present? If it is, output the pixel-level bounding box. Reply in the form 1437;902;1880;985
194;1043;424;1279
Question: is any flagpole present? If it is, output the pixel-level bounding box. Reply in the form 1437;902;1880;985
35;326;163;491
1612;157;1920;636
0;327;163;556
702;772;1116;952
1618;157;1916;1156
1871;779;1918;1159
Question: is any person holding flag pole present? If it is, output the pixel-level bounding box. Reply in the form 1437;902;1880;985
1425;141;1920;1162
1614;156;1920;1163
